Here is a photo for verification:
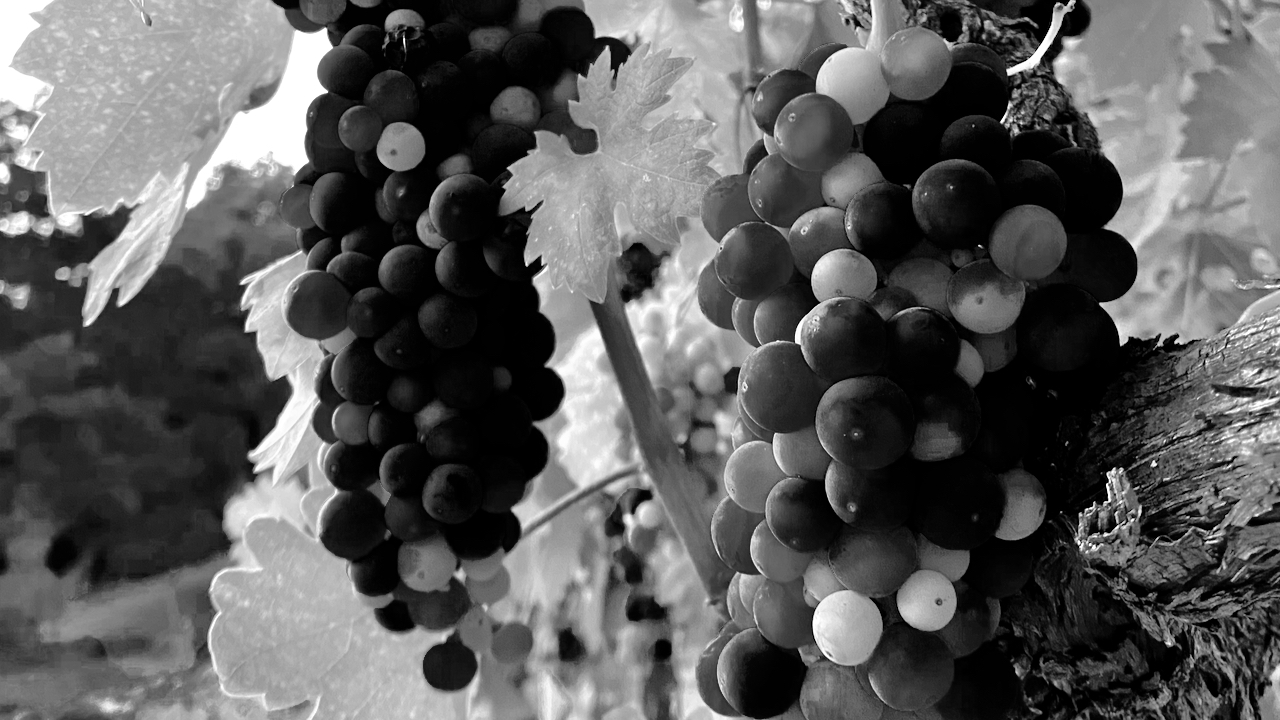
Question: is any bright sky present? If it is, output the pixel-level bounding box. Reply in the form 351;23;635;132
0;0;333;209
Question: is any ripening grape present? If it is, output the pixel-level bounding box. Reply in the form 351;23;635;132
824;461;913;533
752;69;816;134
789;208;853;278
946;259;1026;335
996;468;1047;541
865;623;955;711
811;590;882;666
772;425;833;480
284;269;352;340
332;402;374;445
916;535;970;582
279;183;316;229
716;628;808;718
752;578;816;649
773;93;857;173
377;121;427;172
456;606;494;654
714;497;765;575
724;441;787;513
461;550;506;581
886;257;952;316
954;339;984;388
800;661;886;720
827;524;917;598
748;154;826;227
490;86;541;130
969;326;1017;373
895;569;957;631
867;286;916;322
716;223;796;301
491;621;534;664
879;27;951;101
815;48;891;125
821;152;885;209
398;534;457;592
750;521;814;582
739;341;826;434
988;204;1069;281
466;565;511;604
907;374;982;462
803;555;845;606
766;476;843;552
810;248;878;302
698;625;745;717
815;376;915;470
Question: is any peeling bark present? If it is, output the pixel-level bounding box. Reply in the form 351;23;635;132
829;1;1280;717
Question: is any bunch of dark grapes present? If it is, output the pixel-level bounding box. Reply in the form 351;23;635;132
267;0;634;694
696;27;1133;720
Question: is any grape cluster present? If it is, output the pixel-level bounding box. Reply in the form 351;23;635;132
602;489;679;669
268;0;632;693
696;28;1134;720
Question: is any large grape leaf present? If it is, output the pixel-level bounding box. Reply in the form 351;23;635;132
499;43;719;303
9;0;293;324
242;252;323;381
209;517;454;720
1066;0;1216;96
247;352;323;488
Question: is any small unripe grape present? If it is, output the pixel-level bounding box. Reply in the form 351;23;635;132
377;122;426;172
398;535;457;592
895;569;957;631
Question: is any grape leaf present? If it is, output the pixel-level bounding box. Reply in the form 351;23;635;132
247;352;323;488
242;251;323;381
209;517;454;719
499;43;719;303
1066;0;1215;96
10;0;292;216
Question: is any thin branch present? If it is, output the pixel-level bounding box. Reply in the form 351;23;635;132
522;465;641;537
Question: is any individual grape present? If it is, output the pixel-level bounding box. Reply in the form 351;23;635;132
724;441;787;514
331;339;392;404
317;45;377;100
348;538;402;597
368;406;417;450
284;269;352;340
429;173;497;243
342;224;393;257
502;32;562;87
862;102;943;185
401;577;473;631
880;26;952;100
895;569;957;632
750;521;813;582
456;607;495;654
461;551;506;582
489;86;541;130
911;456;1003;550
374;315;436;370
377;122;426;172
327;251;381;291
963;538;1033;598
491;621;535;664
337;105;384;154
374;246;436;304
1043;228;1138;302
446;510;511;561
772;425;833;480
773;93;857;173
997;159;1066;216
469;27;513;54
698;625;746;717
738;342;827;434
416;294;478;349
754;284;817;345
432;350;495;410
386;371;434;414
468;564;512;604
436;241;497;298
788;207;852;278
539;7;596;64
821;151;885;209
766;477;842;553
886;257;952;316
912;160;1002;250
928;62;1009;126
865;623;954;711
796;297;886;382
715;223;795;301
355;149;392;183
949;43;1007;80
1042;147;1124;231
727;574;759;628
371;599;416;632
1016;284;1119;373
811;590;883;666
954;338;985;388
748;154;826;227
331;402;375;446
938;115;1012;175
916;535;969;582
511;366;565;422
732;298;762;347
279;184;317;229
318;489;387;560
379;442;433;497
815;376;914;470
810;248;878;302
886;307;960;380
742;138;769;174
310;172;369;235
1011;128;1072;161
516;427;549;480
968;327;1017;374
752;69;817;134
845;181;921;259
753;578;816;649
425;21;471;62
815;48;891;124
946;259;1026;335
933;642;1021;719
935;582;1000;658
825;460;913;532
297;226;327;254
323;441;380;490
382;170;434;223
868;286;917;322
717;628;808;719
422;463;484;525
457;50;511;111
709;497;765;576
827;525;917;597
701;174;759;242
472;124;536;180
313;402;339;444
988;205;1068;282
363;69;419;125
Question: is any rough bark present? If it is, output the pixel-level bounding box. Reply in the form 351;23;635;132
831;1;1280;717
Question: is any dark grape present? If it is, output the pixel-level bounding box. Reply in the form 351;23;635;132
477;456;530;513
912;159;1001;250
712;498;763;575
911;456;1003;550
868;286;916;322
1043;228;1138;302
382;170;434;223
815;376;915;470
471;123;536;180
332;339;393;404
502;32;562;87
417;293;477;349
535;109;598;153
426;22;470;61
929;63;1009;126
308;93;358;149
732;298;761;347
747;153;825;227
348;538;402;596
312;402;339;444
342;223;393;256
540;7;596;65
386;370;435;413
716;628;808;719
827;525;917;597
939;115;1012;175
932;643;1021;719
432;350;494;410
318;489;386;560
1016;284;1119;373
424;417;481;462
752;69;815;134
340;24;384;60
697;625;745;717
765;476;842;552
963;538;1034;598
347;287;401;338
374;315;437;370
845;181;921;259
1042;147;1124;231
996;159;1066;216
970;372;1033;472
368;406;417;450
443;510;507;559
752;578;816;649
385;495;440;542
907;374;982;462
866;623;955;711
323;441;381;491
797;297;887;382
374;600;417;632
318;45;377;101
738;341;826;434
327;251;381;291
364;69;420;125
936;581;999;658
380;442;434;497
824;460;914;532
315;353;344;406
701;173;759;243
458;49;510;110
511;366;564;421
798;43;847;79
1011;128;1072;161
436;241;496;298
698;261;737;331
403;577;472;630
429;174;497;243
715;223;795;301
310;172;370;235
422;641;478;691
862;102;943;185
753;283;817;345
378;245;439;303
585;36;631;74
799;661;885;720
949;44;1007;81
294;162;322;186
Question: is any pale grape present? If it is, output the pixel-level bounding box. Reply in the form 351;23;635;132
467;565;511;604
886;257;952;316
398;535;456;592
989;204;1069;281
916;535;970;582
896;569;957;632
437;153;473;180
773;425;833;480
812;590;883;666
384;8;425;31
320;326;357;354
751;521;814;582
456;606;494;654
377;122;426;172
694;362;725;395
332;402;374;445
996;468;1048;541
821;152;886;209
725;441;788;513
491;621;534;664
461;550;506;581
811;248;878;301
946;259;1026;335
815;48;891;125
634;499;666;529
954;339;985;388
804;555;846;605
490;86;542;131
879;27;952;101
970;327;1017;372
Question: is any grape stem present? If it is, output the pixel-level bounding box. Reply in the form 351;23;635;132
589;270;736;601
522;464;640;537
1006;0;1077;76
865;0;907;55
